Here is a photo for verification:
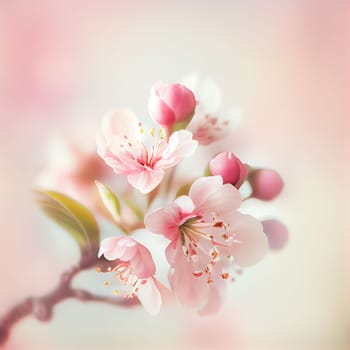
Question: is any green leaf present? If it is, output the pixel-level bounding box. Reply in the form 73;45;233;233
175;183;191;198
34;190;100;256
95;181;121;222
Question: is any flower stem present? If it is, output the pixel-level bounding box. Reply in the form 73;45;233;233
0;256;139;345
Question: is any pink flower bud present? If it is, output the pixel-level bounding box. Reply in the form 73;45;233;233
249;169;284;200
262;219;289;250
148;82;196;128
209;152;248;188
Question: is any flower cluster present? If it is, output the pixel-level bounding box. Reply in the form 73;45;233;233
38;80;288;315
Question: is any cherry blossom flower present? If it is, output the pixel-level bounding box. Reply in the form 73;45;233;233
190;115;232;146
145;176;267;313
96;110;197;194
98;236;163;315
181;74;241;145
36;131;109;210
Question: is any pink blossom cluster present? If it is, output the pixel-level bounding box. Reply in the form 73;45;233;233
38;81;288;315
94;82;288;315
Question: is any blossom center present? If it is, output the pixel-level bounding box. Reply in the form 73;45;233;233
121;125;166;169
97;261;145;298
193;114;230;144
179;215;237;284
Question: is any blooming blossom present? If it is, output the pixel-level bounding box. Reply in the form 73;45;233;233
181;74;241;145
190;115;231;145
36;132;108;209
145;176;267;313
98;236;163;315
96;110;197;194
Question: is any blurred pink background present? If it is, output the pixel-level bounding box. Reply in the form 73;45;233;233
0;0;349;349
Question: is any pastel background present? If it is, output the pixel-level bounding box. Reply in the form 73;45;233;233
0;1;349;349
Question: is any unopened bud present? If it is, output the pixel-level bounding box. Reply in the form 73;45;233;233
148;82;196;130
209;152;248;189
249;169;284;200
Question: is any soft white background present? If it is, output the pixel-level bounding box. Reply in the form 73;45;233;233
0;1;349;349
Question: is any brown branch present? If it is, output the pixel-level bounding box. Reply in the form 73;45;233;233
0;257;139;345
71;289;139;307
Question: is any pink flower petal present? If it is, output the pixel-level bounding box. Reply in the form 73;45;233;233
127;169;164;194
130;243;156;278
165;239;178;265
198;284;224;316
174;195;195;214
98;236;138;261
137;278;162;315
227;213;268;267
189;176;241;218
145;205;180;241
153;278;175;306
157;130;197;168
96;129;108;158
101;109;138;141
189;176;223;206
169;240;209;309
97;110;140;164
262;219;289;250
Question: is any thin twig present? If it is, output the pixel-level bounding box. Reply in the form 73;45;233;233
71;289;139;307
0;257;139;345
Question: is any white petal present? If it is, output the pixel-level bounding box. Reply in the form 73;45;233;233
144;205;180;241
174;195;194;214
137;278;162;315
189;176;241;218
158;130;197;168
101;109;139;140
198;284;224;316
189;176;222;207
127;169;164;194
228;213;268;267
